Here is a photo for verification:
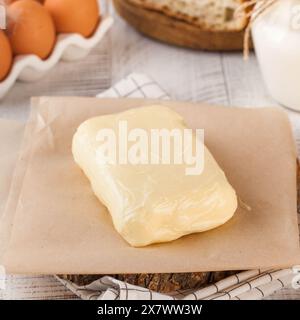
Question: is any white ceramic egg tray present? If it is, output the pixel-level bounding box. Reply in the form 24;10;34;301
0;15;113;100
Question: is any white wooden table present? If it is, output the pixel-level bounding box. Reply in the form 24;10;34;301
0;10;299;300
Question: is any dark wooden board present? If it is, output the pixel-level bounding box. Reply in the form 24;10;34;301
60;271;237;293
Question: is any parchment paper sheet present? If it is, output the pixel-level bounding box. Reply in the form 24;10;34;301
1;97;300;274
0;120;24;258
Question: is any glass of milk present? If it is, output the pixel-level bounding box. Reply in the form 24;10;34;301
252;0;300;111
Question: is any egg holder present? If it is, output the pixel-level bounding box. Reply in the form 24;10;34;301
0;15;114;100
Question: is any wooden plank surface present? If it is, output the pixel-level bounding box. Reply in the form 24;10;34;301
0;8;299;300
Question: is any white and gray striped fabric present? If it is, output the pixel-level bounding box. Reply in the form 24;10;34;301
57;269;299;301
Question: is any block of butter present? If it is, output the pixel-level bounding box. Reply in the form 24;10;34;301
72;105;237;247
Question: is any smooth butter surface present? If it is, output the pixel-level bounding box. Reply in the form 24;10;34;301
72;105;237;246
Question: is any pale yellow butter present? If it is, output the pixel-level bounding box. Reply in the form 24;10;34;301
72;106;237;247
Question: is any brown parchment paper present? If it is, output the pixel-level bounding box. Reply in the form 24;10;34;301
0;119;24;217
1;97;300;275
0;119;24;258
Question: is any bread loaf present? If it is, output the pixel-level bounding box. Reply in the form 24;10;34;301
127;0;248;31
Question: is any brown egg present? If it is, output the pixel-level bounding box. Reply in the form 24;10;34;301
44;0;100;37
0;30;13;81
4;0;44;4
7;0;56;59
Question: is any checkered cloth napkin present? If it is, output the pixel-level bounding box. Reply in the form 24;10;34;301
57;73;300;300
